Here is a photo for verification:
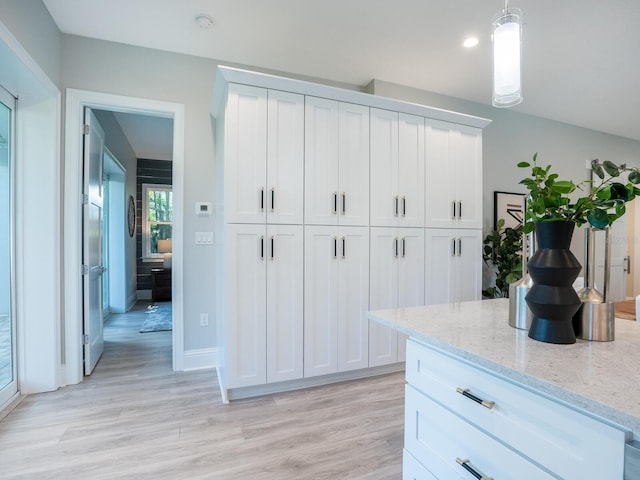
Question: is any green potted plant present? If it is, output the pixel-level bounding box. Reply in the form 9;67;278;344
518;153;640;233
517;153;640;344
482;219;523;299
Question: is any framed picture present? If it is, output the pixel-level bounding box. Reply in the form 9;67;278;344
494;191;525;230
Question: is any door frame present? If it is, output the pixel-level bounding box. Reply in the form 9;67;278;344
64;88;185;385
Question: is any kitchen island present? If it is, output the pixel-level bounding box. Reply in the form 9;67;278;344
368;298;639;479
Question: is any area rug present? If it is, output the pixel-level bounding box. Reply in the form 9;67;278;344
140;303;173;333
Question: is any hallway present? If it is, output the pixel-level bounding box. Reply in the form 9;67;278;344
0;304;404;479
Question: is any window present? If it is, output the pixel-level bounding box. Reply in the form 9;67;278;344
142;183;173;260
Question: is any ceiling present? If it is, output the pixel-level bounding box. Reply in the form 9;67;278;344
43;0;640;142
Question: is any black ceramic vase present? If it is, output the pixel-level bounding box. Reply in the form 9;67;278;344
525;221;582;344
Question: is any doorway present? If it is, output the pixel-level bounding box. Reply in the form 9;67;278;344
64;89;185;386
0;86;16;408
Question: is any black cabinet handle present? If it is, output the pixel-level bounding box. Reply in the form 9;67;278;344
452;201;456;219
456;387;495;409
457;238;462;256
458;201;462;219
333;237;337;258
402;237;406;258
341;192;346;215
452;238;456;256
260;236;264;260
271;188;275;212
270;236;274;259
394;196;399;216
260;188;265;212
394;238;398;258
402;196;406;217
456;458;493;480
333;192;338;214
342;237;346;259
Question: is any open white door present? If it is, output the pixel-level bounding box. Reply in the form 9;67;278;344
82;108;105;375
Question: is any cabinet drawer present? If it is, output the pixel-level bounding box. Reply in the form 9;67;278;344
403;449;438;480
406;339;627;479
405;385;556;480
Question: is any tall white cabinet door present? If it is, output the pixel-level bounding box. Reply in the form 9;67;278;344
425;229;456;306
369;227;400;367
397;229;425;361
398;114;425;227
305;96;340;226
267;90;304;224
425;119;456;228
304;226;339;377
455;126;483;229
370;108;399;227
266;225;303;383
338;103;370;226
226;224;267;388
337;226;370;371
454;229;483;302
225;84;267;224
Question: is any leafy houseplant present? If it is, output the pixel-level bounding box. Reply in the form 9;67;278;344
482;219;523;299
518;153;640;233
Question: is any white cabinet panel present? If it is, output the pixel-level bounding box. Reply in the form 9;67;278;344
305;98;369;226
398;113;425;227
370;227;424;366
225;85;303;224
225;84;267;224
266;225;303;383
304;226;339;376
425;119;482;229
337;227;369;371
305;225;369;377
370;110;425;228
304;97;340;226
267;90;304;224
370;109;399;227
339;103;370;226
226;224;267;388
403;450;439;480
425;229;480;305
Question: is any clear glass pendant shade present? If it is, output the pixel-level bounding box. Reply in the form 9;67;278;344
492;8;523;107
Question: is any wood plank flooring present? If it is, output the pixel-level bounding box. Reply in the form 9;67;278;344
0;304;405;479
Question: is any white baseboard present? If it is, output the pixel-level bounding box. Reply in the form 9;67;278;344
182;348;220;371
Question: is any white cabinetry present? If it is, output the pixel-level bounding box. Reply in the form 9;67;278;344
304;226;369;377
225;224;303;388
225;84;303;224
369;227;424;366
305;97;369;226
370;109;425;227
404;339;627;479
425;229;481;305
425;119;482;229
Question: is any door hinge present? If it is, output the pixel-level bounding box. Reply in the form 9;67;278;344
81;194;89;205
83;334;89;345
81;264;89;275
83;124;90;135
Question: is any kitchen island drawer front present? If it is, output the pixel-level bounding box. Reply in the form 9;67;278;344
405;385;556;480
403;449;439;480
406;339;627;479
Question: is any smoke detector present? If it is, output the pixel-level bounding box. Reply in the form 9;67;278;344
195;14;214;29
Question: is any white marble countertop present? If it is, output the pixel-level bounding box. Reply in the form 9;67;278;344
368;299;640;435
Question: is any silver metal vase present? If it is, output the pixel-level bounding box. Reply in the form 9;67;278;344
509;231;534;330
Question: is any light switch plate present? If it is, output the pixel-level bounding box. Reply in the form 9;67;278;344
195;231;214;245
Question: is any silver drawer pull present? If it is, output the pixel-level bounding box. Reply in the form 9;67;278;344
456;458;493;480
456;387;495;409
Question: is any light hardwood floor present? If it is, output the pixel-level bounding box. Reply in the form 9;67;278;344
0;304;405;479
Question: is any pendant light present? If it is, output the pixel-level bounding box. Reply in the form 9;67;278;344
492;1;523;107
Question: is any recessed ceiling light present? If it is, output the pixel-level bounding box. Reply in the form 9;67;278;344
463;36;479;48
195;14;214;29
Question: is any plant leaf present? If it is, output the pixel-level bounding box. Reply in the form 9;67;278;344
587;208;610;229
602;160;620;177
629;171;640;184
517;162;530;168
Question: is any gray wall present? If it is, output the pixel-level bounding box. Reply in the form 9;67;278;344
0;0;61;87
61;35;218;351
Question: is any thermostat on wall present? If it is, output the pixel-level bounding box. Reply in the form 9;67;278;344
195;202;212;216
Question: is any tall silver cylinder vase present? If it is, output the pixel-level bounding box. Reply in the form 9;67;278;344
572;227;615;341
509;231;535;330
